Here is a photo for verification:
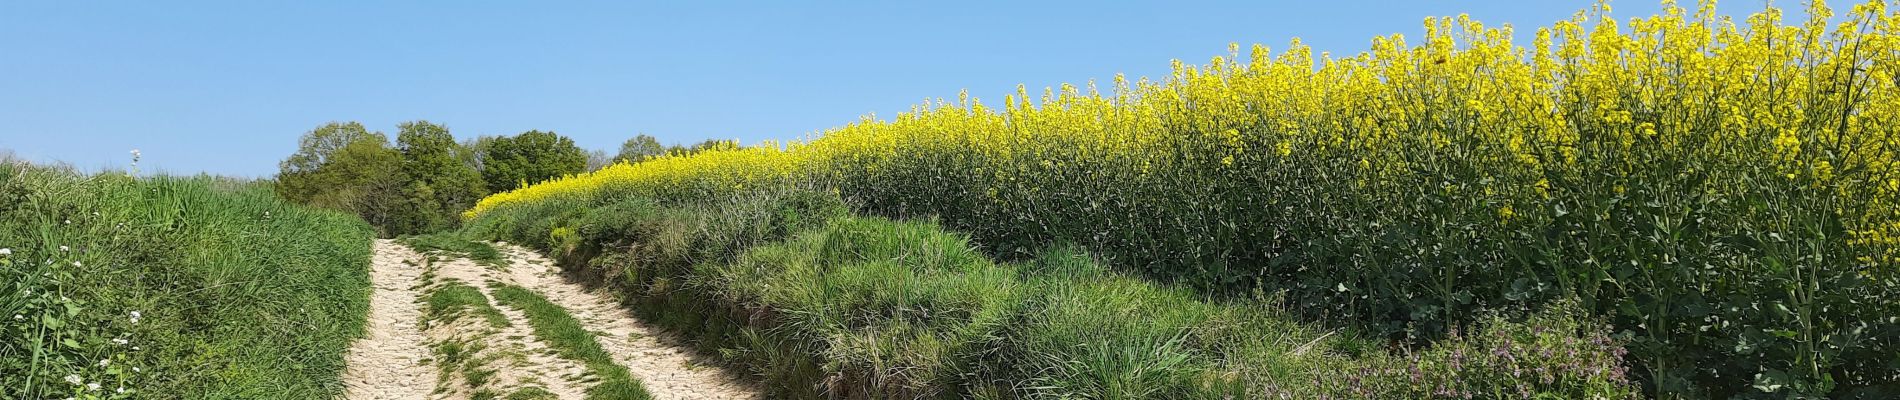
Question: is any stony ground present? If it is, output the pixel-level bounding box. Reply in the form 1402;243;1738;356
342;239;759;400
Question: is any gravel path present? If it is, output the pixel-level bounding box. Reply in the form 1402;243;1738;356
421;254;591;400
341;240;434;400
341;239;759;400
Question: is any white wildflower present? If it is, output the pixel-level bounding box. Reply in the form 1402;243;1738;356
59;245;69;252
97;359;109;367
87;382;99;391
63;374;81;385
11;314;20;320
129;311;141;324
117;386;126;394
132;367;140;373
0;248;11;256
72;261;81;267
112;338;129;345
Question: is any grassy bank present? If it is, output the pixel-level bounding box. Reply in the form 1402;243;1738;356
466;188;1637;399
0;161;373;398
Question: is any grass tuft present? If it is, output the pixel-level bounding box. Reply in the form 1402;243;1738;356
423;282;510;329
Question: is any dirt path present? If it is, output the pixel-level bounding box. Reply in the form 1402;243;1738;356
497;243;759;400
341;239;759;400
419;253;592;400
341;240;434;400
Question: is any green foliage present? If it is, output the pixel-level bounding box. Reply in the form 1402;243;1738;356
476;130;587;194
0;161;373;398
275;122;403;231
489;284;652;400
467;188;1639;399
504;386;557;400
391;121;487;234
276;121;497;237
615;134;665;164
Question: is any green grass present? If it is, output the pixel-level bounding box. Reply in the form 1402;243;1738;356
466;188;1641;399
424;282;510;329
401;232;505;267
489;283;652;400
0;161;373;398
504;386;558;400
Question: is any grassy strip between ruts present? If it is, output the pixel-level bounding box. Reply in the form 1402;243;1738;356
489;283;653;400
402;232;507;268
424;281;510;329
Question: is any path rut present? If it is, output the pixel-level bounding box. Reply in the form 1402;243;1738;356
341;239;760;400
341;240;434;400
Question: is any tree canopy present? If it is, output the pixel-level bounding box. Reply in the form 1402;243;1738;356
275;122;402;228
476;130;587;193
389;121;486;234
615;134;665;163
277;121;492;236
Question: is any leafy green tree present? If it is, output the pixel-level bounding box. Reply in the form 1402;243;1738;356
388;121;486;234
615;134;665;163
477;130;587;193
275;122;403;232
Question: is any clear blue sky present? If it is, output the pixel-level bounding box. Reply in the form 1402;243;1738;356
2;1;1760;177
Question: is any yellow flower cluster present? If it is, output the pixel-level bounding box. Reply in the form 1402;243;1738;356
465;143;798;218
467;0;1899;264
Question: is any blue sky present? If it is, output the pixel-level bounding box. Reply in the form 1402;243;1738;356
1;1;1759;177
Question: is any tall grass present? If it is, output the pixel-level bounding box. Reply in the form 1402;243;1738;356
0;160;373;398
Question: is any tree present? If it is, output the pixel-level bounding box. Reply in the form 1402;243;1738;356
477;130;587;193
686;138;738;153
275;122;402;234
615;134;665;163
459;135;500;172
387;121;486;234
586;149;613;171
